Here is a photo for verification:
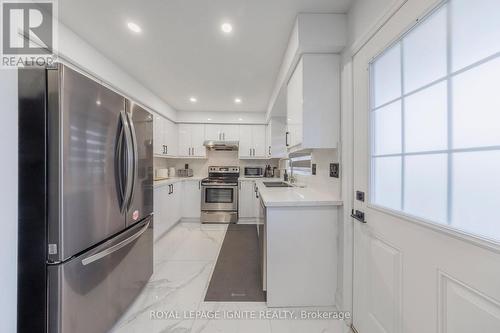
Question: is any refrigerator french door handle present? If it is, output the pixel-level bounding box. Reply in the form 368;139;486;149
81;219;150;266
120;110;134;213
116;125;126;210
125;110;139;210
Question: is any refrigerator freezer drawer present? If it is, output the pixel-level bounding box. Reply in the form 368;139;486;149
47;216;153;333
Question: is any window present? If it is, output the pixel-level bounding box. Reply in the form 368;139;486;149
370;0;500;242
282;152;312;176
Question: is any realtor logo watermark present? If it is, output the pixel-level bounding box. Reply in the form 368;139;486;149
1;0;57;68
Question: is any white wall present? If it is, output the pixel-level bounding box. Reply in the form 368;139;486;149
58;23;177;121
347;0;404;54
0;69;18;333
291;149;341;196
176;111;266;124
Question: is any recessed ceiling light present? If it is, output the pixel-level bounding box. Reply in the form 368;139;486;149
189;97;197;103
238;118;243;121
96;100;101;106
234;98;242;104
221;23;233;34
127;22;142;33
207;118;212;121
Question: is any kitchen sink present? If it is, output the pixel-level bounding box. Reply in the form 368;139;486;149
263;182;294;188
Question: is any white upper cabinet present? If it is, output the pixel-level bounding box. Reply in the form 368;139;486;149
154;115;178;157
239;125;267;159
164;119;178;157
205;124;239;141
154;115;164;156
178;124;206;158
267;117;287;159
286;54;340;150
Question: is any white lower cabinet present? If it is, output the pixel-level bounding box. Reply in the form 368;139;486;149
238;180;258;219
182;180;201;219
153;181;182;241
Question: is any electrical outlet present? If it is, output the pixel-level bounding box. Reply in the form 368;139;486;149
312;164;317;175
330;163;339;178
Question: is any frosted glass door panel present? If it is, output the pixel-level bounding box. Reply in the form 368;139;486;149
452;57;500;149
372;156;402;210
372;101;402;155
403;6;447;93
404;82;447;153
452;151;500;241
372;44;402;107
404;154;447;223
451;0;500;71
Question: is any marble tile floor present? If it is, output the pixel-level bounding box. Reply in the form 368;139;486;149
110;222;351;333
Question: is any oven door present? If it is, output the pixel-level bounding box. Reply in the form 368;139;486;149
201;185;238;211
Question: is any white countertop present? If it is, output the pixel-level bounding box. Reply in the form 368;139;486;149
254;179;343;207
154;176;204;188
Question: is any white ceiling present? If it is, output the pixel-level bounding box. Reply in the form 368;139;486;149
59;0;352;112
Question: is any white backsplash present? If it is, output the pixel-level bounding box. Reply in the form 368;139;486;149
154;150;278;178
293;149;341;196
154;149;340;197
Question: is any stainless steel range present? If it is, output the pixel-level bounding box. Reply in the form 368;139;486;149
201;166;240;223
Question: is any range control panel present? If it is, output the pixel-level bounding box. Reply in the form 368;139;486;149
208;166;240;173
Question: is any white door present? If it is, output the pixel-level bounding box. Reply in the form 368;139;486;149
252;125;267;158
153;115;164;155
190;124;206;157
286;57;303;147
352;1;500;333
153;185;168;241
172;182;182;224
205;124;222;141
177;124;191;157
164;119;178;157
182;180;201;219
239;125;253;159
220;124;240;141
239;180;256;218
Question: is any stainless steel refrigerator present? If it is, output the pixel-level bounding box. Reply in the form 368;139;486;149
18;64;154;333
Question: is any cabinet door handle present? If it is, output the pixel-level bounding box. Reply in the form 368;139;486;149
269;146;271;155
199;181;201;190
166;145;168;155
223;133;225;140
285;132;289;147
